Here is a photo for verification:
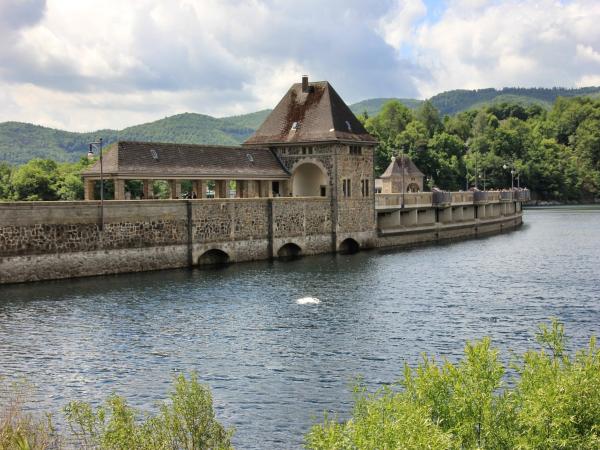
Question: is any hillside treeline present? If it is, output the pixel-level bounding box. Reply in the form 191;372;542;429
363;96;600;201
0;96;599;202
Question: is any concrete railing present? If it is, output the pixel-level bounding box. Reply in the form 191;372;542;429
515;189;531;201
432;191;452;206
473;191;500;203
451;192;474;204
376;192;432;208
376;189;529;209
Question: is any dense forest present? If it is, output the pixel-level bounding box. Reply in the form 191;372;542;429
0;111;271;165
361;95;600;201
0;91;599;202
1;87;598;166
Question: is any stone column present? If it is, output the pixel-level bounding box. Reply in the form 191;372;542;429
143;180;152;200
84;179;95;200
454;206;464;222
439;207;452;223
194;180;208;199
114;179;126;200
169;180;181;199
215;180;228;198
259;180;272;198
250;180;260;198
237;180;246;198
280;180;291;197
478;205;486;219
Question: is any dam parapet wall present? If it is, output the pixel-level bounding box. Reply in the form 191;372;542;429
0;193;524;284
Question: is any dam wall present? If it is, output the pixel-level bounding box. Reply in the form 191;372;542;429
0;198;375;284
0;195;523;284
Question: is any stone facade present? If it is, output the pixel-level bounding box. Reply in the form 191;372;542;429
0;198;339;284
0;195;524;284
267;142;377;250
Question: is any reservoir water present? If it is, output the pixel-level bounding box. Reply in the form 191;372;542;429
1;207;599;448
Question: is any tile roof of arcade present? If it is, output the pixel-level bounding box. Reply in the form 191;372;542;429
82;141;290;179
243;78;377;145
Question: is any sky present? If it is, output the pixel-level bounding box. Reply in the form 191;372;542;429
1;0;599;131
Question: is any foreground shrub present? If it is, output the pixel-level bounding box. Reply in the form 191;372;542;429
64;372;233;449
306;319;600;449
0;381;61;449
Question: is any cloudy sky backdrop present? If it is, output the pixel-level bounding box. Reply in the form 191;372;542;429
1;0;599;131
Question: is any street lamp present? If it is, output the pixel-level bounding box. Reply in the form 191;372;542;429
503;163;516;190
394;148;407;208
479;168;487;191
88;138;104;230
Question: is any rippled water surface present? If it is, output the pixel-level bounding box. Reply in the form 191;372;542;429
1;207;599;448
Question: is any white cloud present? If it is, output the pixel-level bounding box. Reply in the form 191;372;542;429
377;0;426;50
0;0;423;130
410;0;600;97
1;0;599;132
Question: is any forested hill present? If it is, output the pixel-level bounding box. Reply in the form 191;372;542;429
429;86;600;115
0;111;271;165
1;86;599;165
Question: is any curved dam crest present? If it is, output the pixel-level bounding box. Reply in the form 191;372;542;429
0;192;524;284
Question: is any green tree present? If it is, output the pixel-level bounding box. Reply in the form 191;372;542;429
0;162;12;200
365;100;413;144
11;158;59;201
416;100;442;138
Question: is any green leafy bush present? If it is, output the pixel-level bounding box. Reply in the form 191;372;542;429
0;381;61;450
64;372;233;450
306;319;600;449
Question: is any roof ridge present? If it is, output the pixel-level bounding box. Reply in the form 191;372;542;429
117;140;265;150
323;82;337;136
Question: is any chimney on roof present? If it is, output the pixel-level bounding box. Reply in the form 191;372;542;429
302;75;309;93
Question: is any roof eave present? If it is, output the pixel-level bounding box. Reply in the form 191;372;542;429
82;172;290;180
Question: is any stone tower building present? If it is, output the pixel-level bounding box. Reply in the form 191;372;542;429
243;76;378;251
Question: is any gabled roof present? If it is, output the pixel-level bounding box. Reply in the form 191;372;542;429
81;141;289;179
379;155;424;178
243;80;377;146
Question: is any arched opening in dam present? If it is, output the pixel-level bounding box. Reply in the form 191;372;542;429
292;162;328;197
338;238;360;254
277;243;302;260
198;249;230;267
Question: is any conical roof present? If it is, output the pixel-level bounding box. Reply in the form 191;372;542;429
380;155;424;178
243;79;377;146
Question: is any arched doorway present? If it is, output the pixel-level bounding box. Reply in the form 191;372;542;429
292;162;328;197
198;249;230;266
407;183;420;193
339;238;360;254
277;243;302;260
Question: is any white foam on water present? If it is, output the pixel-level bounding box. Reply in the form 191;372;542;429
296;297;321;305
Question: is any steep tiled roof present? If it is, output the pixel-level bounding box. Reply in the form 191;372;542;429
82;141;289;179
243;80;377;145
380;155;424;178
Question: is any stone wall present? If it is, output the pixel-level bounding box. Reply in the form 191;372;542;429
0;196;524;284
0;198;339;284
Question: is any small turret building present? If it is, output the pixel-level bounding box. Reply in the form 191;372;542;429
377;155;424;193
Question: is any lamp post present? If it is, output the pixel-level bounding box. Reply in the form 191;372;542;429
402;150;405;208
474;153;479;190
88;138;104;230
503;163;516;190
479;168;487;191
396;147;406;208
